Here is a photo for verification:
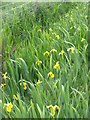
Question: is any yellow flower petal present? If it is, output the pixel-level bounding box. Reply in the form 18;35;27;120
20;83;22;86
48;72;54;78
0;84;6;88
50;49;57;53
54;61;60;71
49;28;53;32
38;29;42;32
3;103;6;109
81;38;85;42
36;60;42;66
47;105;53;109
53;108;55;116
61;50;64;56
3;72;10;80
37;80;42;85
20;82;27;90
47;105;59;116
54;105;59;110
23;82;26;87
59;50;64;56
51;74;54;78
10;102;13;109
43;51;49;56
56;35;60;40
85;15;87;20
13;95;18;101
7;105;11;113
24;85;27;90
67;47;74;54
71;47;74;53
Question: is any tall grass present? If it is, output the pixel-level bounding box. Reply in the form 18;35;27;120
0;2;88;118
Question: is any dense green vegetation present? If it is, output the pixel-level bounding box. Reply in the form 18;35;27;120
0;2;88;118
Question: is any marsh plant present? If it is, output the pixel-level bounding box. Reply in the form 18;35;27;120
0;2;88;118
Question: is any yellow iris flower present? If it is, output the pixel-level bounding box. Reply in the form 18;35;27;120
59;50;64;57
67;47;74;54
47;105;59;116
50;49;57;53
20;81;27;90
36;60;42;66
0;83;6;88
43;51;49;56
13;95;18;101
3;102;13;113
49;28;53;32
6;102;13;113
85;15;87;20
48;72;54;79
37;80;42;85
56;35;60;40
2;72;10;80
71;47;74;53
54;61;60;71
81;38;85;42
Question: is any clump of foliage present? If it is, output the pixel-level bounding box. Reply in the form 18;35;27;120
0;2;88;118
